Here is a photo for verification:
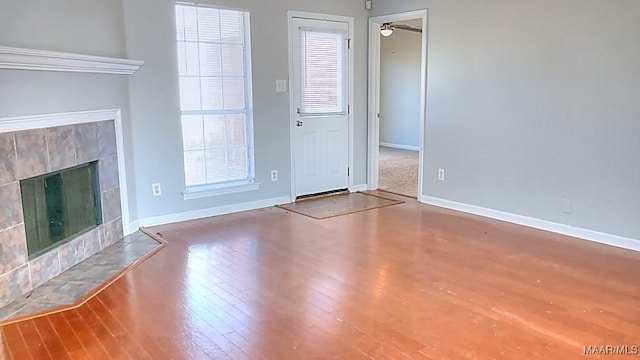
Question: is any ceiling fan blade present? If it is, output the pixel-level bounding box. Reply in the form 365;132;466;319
391;23;422;33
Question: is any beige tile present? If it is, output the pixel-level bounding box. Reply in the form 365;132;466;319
46;126;77;172
75;123;99;164
0;133;17;186
82;227;101;258
0;182;24;230
101;219;123;249
101;187;122;223
15;129;48;179
0;224;28;274
99;155;120;192
0;272;11;307
29;250;61;288
13;264;31;296
59;236;85;272
0;264;31;308
97;121;117;159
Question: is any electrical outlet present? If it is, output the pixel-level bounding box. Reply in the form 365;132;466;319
152;183;162;196
271;170;278;182
562;199;572;214
438;169;445;181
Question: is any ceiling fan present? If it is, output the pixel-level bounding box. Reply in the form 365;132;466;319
380;22;422;37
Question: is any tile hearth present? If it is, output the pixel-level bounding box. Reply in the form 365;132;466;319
0;231;161;324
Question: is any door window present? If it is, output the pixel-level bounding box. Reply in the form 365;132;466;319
297;28;348;116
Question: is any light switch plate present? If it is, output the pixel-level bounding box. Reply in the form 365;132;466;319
276;80;288;93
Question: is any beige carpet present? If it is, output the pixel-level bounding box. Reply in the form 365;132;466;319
277;192;403;219
378;146;419;198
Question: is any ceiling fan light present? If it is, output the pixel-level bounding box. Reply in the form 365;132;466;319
380;23;393;37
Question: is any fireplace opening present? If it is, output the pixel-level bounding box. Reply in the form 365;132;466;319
20;161;103;259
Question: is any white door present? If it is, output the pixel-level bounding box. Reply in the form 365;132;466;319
291;17;350;197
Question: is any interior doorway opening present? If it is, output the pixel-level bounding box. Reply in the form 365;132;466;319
368;10;428;200
378;18;422;198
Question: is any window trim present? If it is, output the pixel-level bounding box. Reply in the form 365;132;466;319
182;181;260;200
175;3;256;197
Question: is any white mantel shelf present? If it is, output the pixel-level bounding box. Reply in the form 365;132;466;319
0;46;143;75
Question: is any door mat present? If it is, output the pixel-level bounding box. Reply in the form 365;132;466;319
277;192;404;219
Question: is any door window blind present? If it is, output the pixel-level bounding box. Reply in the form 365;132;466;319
298;28;348;116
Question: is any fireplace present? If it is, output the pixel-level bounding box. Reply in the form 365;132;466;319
0;110;126;308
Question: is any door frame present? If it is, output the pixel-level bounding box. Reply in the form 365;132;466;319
367;10;428;198
287;11;355;200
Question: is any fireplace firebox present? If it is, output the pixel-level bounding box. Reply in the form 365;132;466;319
20;162;103;259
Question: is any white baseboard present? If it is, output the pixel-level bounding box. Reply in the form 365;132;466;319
135;196;292;228
127;220;140;235
380;142;419;151
421;195;640;252
350;184;369;192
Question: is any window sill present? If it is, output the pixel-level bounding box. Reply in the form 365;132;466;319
183;182;260;200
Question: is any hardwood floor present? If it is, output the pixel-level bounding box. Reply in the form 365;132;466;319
2;191;639;359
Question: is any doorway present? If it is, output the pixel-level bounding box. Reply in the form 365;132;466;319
368;10;427;199
288;12;355;199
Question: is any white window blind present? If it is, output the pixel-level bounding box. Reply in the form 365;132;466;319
298;28;348;116
175;3;254;189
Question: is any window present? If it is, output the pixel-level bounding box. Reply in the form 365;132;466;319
175;3;255;193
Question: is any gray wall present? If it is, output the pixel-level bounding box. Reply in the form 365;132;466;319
0;0;138;221
6;0;635;242
122;0;369;220
1;0;368;226
372;0;640;239
380;29;422;149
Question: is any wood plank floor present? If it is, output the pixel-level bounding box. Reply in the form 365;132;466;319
2;191;639;359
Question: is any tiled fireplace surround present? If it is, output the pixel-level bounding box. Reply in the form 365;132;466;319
0;116;124;308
